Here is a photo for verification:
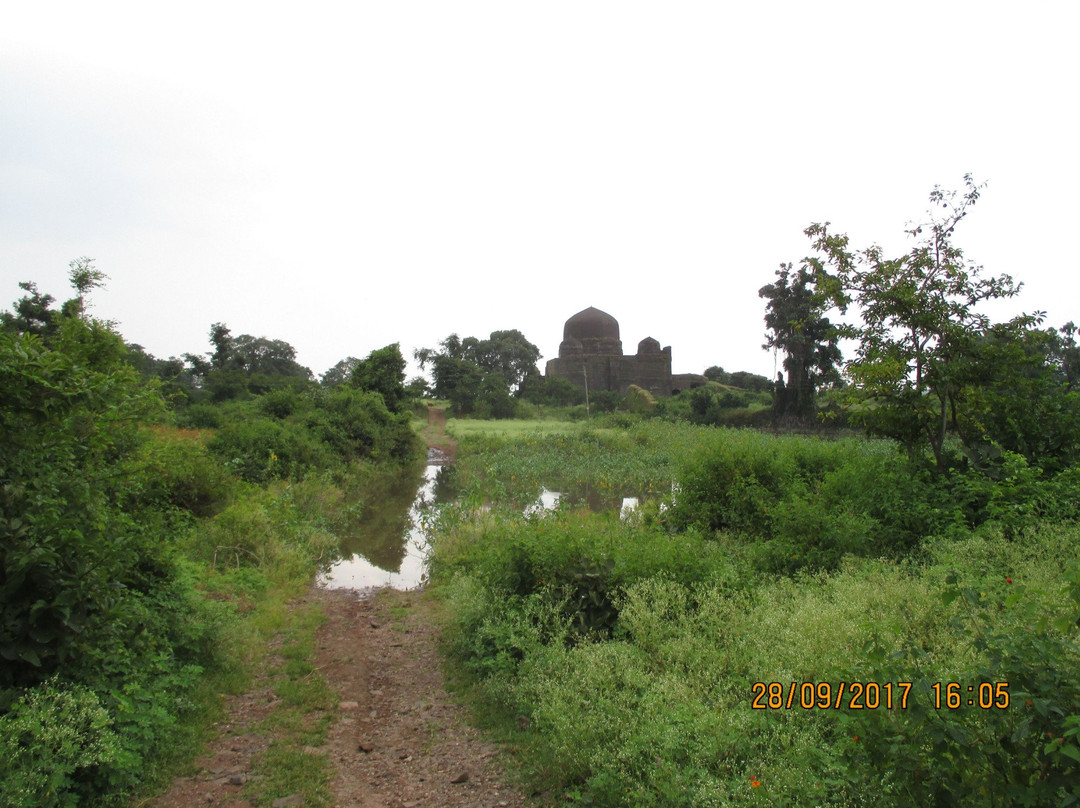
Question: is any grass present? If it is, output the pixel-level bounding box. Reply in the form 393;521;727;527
446;417;582;440
428;420;1080;807
141;422;216;444
245;600;337;807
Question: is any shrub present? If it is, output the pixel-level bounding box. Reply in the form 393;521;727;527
130;437;235;517
186;489;339;583
176;402;223;429
668;430;958;571
620;385;657;415
258;387;306;419
0;679;120;808
208;416;333;482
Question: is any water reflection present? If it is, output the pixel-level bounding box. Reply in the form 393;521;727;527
318;464;652;593
319;464;447;591
524;487;640;520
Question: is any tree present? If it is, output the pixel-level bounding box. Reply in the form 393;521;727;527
726;371;773;393
416;329;542;415
125;343;198;402
805;176;1033;469
62;257;108;318
0;267;167;685
703;366;729;384
517;371;585;407
350;344;408;413
321;357;361;387
472;330;541;393
1048;321;1080;388
427;353;484;414
957;323;1080;473
231;334;312;380
0;282;57;337
759;262;842;417
208;322;233;369
187;324;312;400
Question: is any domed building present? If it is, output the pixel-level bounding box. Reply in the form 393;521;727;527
545;306;705;396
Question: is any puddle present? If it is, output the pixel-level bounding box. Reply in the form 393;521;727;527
524;488;641;520
318;463;660;594
318;464;443;592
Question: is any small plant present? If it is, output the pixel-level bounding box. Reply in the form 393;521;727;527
0;678;120;808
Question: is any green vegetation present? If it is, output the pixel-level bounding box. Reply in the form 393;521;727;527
446;416;583;441
804;176;1080;471
416;329;549;417
656;382;774;428
429;423;1080;807
5;179;1080;808
418;181;1080;807
759;261;842;418
244;601;337;807
0;265;422;807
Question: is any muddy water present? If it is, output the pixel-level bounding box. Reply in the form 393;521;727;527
318;463;450;592
525;487;640;519
318;458;647;593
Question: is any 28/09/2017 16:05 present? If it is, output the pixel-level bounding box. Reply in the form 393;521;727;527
750;681;1010;710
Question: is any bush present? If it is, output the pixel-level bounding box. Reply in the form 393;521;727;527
208;416;333;483
433;509;733;653
668;430;959;571
185;488;339;583
1;321;227;806
620;385;657;415
176;402;223;429
432;417;1080;806
0;679;120;808
258;387;306;419
129;438;235;517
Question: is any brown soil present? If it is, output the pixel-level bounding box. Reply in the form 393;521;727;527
149;408;530;808
422;405;456;463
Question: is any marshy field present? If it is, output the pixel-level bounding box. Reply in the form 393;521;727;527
427;418;1080;807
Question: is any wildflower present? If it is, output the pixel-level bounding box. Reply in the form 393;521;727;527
1005;577;1013;583
751;778;761;788
852;735;859;742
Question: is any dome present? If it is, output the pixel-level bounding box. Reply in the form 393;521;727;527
560;307;623;357
637;336;661;354
564;306;620;343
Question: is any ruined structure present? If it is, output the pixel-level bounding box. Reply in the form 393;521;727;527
544;306;705;397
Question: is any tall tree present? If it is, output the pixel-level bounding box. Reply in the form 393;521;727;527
759;262;841;417
472;330;541;392
805;176;1033;469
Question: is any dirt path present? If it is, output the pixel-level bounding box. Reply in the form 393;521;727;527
312;588;528;808
421;405;456;462
150;408;531;808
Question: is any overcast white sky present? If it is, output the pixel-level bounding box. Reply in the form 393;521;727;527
3;2;1078;383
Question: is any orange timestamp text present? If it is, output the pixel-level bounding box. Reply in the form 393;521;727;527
751;681;1011;710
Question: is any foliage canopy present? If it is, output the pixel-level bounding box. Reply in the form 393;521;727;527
804;176;1079;471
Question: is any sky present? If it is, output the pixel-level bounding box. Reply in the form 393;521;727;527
3;2;1079;384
